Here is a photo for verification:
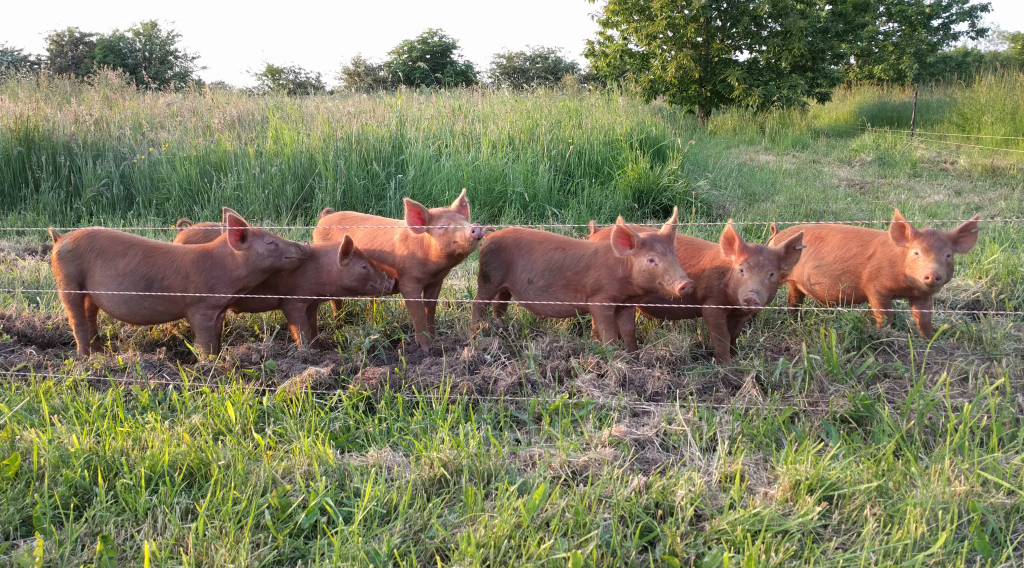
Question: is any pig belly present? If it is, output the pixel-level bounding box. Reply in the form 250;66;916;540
229;296;282;314
502;281;593;319
638;299;703;321
799;274;869;306
516;299;591;319
86;293;192;326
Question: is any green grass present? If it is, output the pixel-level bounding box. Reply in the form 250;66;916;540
2;72;1024;566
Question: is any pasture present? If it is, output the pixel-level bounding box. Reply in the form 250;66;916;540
1;71;1023;566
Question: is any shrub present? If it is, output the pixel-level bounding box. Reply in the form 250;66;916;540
251;63;326;96
488;46;580;89
384;29;477;88
336;55;395;92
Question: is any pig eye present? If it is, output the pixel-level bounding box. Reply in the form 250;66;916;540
738;267;745;275
913;250;920;256
768;271;775;280
646;256;657;265
945;252;952;259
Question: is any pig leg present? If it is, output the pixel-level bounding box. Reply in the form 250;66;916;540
614;307;639;352
282;301;315;349
60;290;94;357
866;295;895;329
727;312;755;357
591;306;621;348
399;282;432;349
84;295;104;354
786;285;805;319
703;307;733;364
909;296;936;338
306;303;324;348
422;280;444;337
493;290;513;319
472;280;501;324
187;308;227;358
330;299;344;316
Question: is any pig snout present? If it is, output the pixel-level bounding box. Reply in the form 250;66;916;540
675;280;694;297
922;270;944;288
469;223;486;240
383;277;397;294
741;294;762;308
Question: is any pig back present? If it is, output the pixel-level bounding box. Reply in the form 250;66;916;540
772;223;890;304
51;229;257;325
173;221;224;245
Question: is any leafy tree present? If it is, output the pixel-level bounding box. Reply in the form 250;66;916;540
251;63;326;95
0;43;43;74
44;27;98;77
1005;31;1024;66
384;29;478;87
205;80;237;92
585;0;850;125
488;46;581;88
93;20;202;90
336;55;395;92
844;0;992;84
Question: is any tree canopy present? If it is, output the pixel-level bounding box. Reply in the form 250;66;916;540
44;27;98;78
251;63;327;95
93;20;202;90
385;29;478;87
488;46;581;89
585;0;851;125
0;43;43;75
844;0;991;84
585;0;995;125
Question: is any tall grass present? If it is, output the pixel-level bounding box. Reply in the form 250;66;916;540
0;72;711;229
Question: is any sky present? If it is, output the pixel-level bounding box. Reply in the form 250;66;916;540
2;0;1022;87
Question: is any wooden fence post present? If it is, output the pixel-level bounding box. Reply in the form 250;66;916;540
909;89;918;137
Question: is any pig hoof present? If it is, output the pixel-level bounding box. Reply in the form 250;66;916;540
470;320;493;335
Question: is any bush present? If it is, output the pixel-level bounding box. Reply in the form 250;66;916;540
384;29;477;88
43;27;98;78
0;43;43;75
487;46;580;89
251;63;326;96
336;55;395;92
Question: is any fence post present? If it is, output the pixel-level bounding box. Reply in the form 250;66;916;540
909;89;918;138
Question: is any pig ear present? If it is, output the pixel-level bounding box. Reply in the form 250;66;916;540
404;198;431;235
889;208;917;248
609;217;640;256
587;220;597;237
775;231;806;271
449;188;471;220
337;235;355;264
222;207;252;251
719;220;746;261
659;206;679;238
768;223;779;240
949;214;981;253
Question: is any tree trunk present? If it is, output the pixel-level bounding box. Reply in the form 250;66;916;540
697;105;710;128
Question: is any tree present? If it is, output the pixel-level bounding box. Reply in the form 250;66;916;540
488;46;581;88
336;55;395;92
44;27;98;77
844;0;992;84
251;63;326;95
0;43;43;75
385;29;478;87
93;20;202;90
585;0;850;125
